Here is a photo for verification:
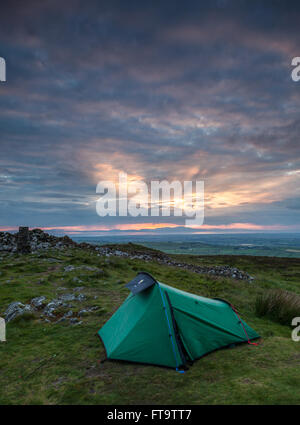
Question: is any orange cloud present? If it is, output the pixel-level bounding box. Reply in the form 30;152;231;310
188;223;299;231
1;223;299;234
41;223;179;232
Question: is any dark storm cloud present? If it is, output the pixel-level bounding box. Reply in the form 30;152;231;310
0;0;299;230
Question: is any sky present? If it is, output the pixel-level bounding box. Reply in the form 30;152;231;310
0;0;300;235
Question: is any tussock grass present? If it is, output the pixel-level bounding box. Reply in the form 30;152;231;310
255;289;300;325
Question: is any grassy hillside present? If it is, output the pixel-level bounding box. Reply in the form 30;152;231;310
138;240;300;258
0;246;300;405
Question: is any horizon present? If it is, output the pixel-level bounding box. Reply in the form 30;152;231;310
2;227;300;238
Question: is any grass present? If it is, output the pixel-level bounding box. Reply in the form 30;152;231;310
137;240;300;258
255;289;300;325
0;246;300;404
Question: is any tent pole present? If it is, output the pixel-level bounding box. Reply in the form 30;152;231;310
157;283;182;371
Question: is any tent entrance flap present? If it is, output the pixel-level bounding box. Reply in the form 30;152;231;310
164;291;190;368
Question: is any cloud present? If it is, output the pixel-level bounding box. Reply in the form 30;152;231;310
0;1;299;230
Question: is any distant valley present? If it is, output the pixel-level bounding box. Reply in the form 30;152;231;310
73;233;300;258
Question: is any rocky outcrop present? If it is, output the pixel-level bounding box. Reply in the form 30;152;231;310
4;302;33;323
0;228;77;253
31;296;46;309
63;265;102;273
0;228;254;281
0;232;16;252
94;246;254;282
4;289;91;324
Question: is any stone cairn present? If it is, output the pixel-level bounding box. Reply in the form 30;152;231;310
17;226;31;254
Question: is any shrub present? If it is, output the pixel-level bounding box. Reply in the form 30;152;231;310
255;289;300;326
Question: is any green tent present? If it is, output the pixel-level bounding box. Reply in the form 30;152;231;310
98;272;259;370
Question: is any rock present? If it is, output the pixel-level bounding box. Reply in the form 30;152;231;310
0;228;255;282
46;258;62;263
43;300;64;317
78;306;98;316
65;265;102;273
34;289;87;320
64;265;75;272
31;296;46;309
0;228;80;253
76;294;86;302
80;266;101;272
58;293;76;302
36;242;50;250
70;318;82;325
4;301;33;323
0;232;17;252
17;227;31;254
55;317;66;324
73;286;85;292
72;277;83;284
5;301;23;321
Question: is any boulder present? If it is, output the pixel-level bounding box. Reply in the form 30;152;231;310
59;293;76;302
42;300;64;317
70;318;82;325
4;301;33;323
64;265;76;272
31;296;46;310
